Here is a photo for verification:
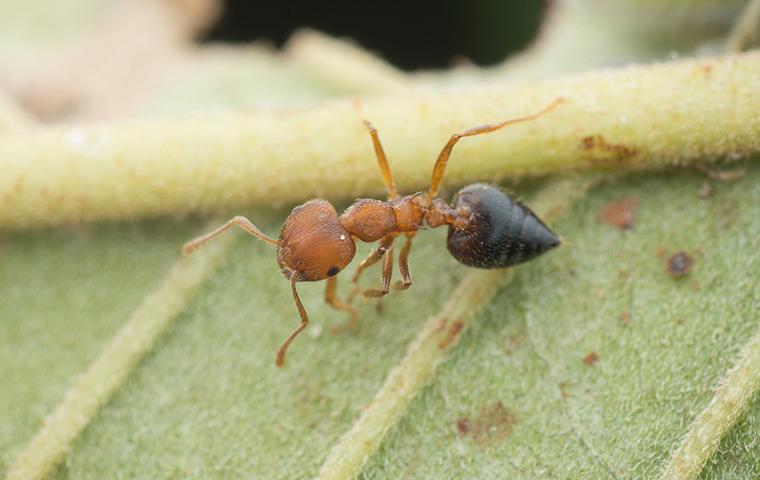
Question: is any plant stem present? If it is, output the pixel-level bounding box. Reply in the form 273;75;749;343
0;52;758;229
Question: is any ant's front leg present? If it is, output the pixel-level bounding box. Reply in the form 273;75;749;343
348;235;395;302
275;280;309;367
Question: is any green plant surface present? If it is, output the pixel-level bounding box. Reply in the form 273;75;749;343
316;175;595;480
1;160;754;479
0;219;202;474
699;394;760;480
47;210;468;480
358;161;759;480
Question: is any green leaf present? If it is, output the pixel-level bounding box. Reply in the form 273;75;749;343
361;163;760;479
2;160;758;479
700;394;760;480
0;219;202;472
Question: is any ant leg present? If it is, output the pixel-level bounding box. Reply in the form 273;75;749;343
364;244;394;298
428;97;563;198
348;235;395;302
394;232;416;290
183;216;277;255
275;280;309;367
325;275;359;333
363;120;399;200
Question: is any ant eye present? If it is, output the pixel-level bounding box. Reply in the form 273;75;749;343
327;266;340;277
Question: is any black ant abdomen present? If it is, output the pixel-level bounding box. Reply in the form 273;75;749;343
446;184;560;269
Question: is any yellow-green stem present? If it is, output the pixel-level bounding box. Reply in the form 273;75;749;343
1;52;759;230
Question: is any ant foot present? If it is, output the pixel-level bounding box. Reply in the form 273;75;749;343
363;288;389;298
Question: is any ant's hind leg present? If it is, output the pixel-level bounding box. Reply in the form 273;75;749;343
183;216;277;255
394;233;416;290
348;235;394;302
325;275;359;333
275;280;309;367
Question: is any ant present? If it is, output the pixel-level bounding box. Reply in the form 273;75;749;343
183;98;563;367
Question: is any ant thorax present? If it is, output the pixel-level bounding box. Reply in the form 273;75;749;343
339;194;474;242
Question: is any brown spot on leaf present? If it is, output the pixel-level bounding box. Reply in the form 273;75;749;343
620;311;631;325
667;251;693;277
599;196;639;230
504;333;524;355
457;402;518;447
438;320;464;350
560;381;576;398
456;418;470;434
580;134;639;165
618;269;631;280
583;352;599;366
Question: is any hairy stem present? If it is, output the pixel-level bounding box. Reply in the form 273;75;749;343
0;52;758;229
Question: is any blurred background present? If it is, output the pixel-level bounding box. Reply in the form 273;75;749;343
206;0;543;68
1;0;751;124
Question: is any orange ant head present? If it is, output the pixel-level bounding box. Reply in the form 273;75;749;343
276;199;356;282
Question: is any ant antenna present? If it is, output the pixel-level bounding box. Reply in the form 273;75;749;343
183;216;278;255
428;97;564;198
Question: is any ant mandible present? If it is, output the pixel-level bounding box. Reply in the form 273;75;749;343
183;98;563;367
